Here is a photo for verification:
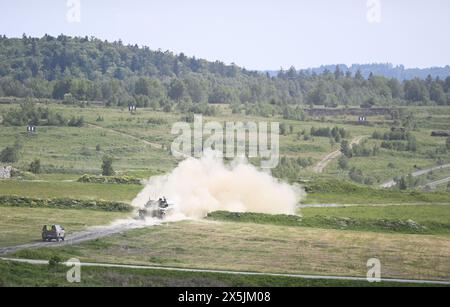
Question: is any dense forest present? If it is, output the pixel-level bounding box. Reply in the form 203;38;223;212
0;34;449;111
268;63;450;81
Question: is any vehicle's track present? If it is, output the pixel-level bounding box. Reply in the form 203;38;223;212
380;163;450;188
420;177;450;189
0;220;149;256
1;257;449;285
313;136;366;173
88;123;163;149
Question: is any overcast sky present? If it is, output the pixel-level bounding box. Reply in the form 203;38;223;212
1;0;449;70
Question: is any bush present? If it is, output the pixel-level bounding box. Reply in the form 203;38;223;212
29;159;41;174
348;167;375;185
2;101;68;126
206;211;445;235
280;123;288;136
340;140;352;158
68;116;84;127
338;156;349;170
0;145;20;163
0;195;132;212
396;177;408;190
146;117;168;125
373;129;412;141
9;169;37;180
351;143;374;157
283;106;305;121
101;155;114;176
77;174;141;185
180;113;195;123
48;255;62;271
272;157;313;181
310;126;349;139
381;137;417;152
372;131;383;139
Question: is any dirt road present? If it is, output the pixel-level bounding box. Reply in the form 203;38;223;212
380;163;450;188
0;219;152;256
1;257;449;285
88;123;163;149
313;136;366;173
420;177;450;189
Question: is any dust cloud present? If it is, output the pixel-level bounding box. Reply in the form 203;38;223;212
131;151;304;219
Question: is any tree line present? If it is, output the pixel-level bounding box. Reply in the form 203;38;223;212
0;34;450;109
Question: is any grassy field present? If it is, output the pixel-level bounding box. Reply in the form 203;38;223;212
0;180;142;203
419;167;450;187
207;208;450;235
0;206;129;247
325;145;439;184
12;220;450;281
1;102;449;286
302;205;450;224
303;179;450;204
1;103;448;183
1;260;438;287
0;104;177;175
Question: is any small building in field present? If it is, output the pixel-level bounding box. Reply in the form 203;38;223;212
0;166;12;179
358;116;367;124
27;125;37;133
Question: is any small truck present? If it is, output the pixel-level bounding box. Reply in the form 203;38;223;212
42;225;66;242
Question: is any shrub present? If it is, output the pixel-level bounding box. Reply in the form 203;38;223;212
280;123;288;136
80;146;93;157
0;143;20;163
206;211;444;235
387;162;396;168
338;156;349;170
311;126;349;139
68;116;84;127
396;177;408;190
340;140;352;158
29;159;41;174
0;195;132;212
2;101;68;126
180;113;195;123
146;117;168;125
77;174;141;185
101;155;114;176
48;255;63;272
381;136;417;152
351;144;373;157
349;167;364;183
272;157;313;181
348;167;375;185
372;131;383;139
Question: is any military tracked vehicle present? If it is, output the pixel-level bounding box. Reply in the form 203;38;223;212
138;197;173;220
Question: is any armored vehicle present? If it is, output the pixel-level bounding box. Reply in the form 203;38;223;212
138;197;173;220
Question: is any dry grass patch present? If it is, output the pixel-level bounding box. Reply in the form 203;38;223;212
46;220;450;281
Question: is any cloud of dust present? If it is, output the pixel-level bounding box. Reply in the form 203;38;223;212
131;151;304;219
